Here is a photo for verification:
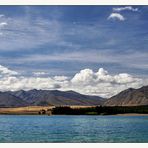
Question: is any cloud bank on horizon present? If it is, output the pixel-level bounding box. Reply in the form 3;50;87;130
0;6;147;97
0;65;147;98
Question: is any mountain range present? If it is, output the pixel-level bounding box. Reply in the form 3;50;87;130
0;89;104;107
0;85;148;107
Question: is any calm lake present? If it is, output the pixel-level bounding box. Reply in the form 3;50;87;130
0;115;148;143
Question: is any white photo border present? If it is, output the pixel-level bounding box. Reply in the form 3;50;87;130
0;0;147;5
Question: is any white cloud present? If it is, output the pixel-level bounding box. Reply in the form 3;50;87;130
71;68;141;85
0;22;8;27
33;71;48;76
0;65;147;98
71;69;95;85
53;76;69;81
108;13;125;21
108;6;139;21
70;68;146;97
0;65;18;77
113;6;138;12
0;22;7;27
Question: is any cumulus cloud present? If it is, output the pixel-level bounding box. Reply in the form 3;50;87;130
113;6;138;12
108;13;125;21
0;65;147;98
70;68;144;97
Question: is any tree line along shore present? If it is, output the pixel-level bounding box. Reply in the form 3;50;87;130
0;105;148;115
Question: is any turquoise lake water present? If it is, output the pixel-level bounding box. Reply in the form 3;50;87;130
0;115;148;143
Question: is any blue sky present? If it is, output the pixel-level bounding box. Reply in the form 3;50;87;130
0;6;147;97
0;6;147;77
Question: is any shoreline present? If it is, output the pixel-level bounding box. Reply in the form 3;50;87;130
0;106;148;116
0;114;148;116
0;105;96;115
114;113;148;116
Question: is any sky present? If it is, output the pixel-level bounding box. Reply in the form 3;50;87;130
0;6;148;98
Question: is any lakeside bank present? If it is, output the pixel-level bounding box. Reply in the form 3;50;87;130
0;105;148;115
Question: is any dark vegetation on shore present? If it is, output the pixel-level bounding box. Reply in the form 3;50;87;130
51;105;148;115
0;105;148;115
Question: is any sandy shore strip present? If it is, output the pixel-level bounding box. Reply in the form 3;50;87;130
0;106;54;115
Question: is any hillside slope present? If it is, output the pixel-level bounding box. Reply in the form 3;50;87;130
0;92;28;107
104;86;148;106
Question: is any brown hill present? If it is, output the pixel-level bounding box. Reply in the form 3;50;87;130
104;86;148;106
